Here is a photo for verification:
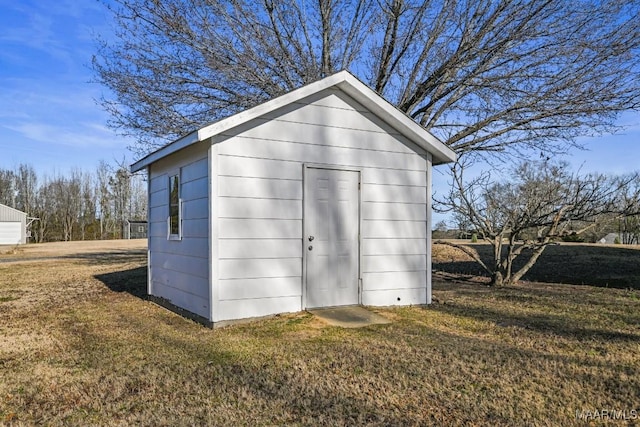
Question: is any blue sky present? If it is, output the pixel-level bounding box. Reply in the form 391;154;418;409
0;0;638;211
0;0;132;174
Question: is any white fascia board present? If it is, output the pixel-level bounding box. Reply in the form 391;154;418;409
336;74;457;165
130;131;200;173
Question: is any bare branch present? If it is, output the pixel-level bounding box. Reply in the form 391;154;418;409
434;240;492;275
93;0;640;157
436;159;639;285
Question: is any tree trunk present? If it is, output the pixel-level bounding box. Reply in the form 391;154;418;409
509;244;548;284
490;236;505;286
490;270;504;287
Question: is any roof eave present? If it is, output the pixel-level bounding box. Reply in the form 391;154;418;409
130;130;199;173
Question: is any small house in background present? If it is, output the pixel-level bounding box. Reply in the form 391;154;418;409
598;232;638;245
123;220;148;239
0;203;27;245
131;71;457;327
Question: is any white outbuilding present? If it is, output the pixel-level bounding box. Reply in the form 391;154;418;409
131;71;456;327
0;203;27;245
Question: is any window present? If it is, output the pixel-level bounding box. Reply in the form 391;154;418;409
168;173;181;239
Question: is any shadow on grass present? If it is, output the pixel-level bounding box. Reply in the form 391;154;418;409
433;298;640;342
59;300;640;425
434;244;640;289
66;249;148;266
95;266;148;299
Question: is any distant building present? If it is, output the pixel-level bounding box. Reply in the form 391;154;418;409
0;203;27;245
598;232;638;245
123;220;148;239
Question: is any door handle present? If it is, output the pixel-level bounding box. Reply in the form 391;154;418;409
308;245;313;251
308;236;314;241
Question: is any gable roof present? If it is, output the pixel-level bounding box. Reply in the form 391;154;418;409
131;71;457;172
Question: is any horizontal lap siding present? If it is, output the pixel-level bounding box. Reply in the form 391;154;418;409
219;277;300;300
362;238;426;255
148;142;210;319
362;255;427;273
363;220;427;239
217;138;425;171
219;239;300;258
218;176;302;199
219;198;301;219
218;296;301;321
215;89;428;320
219;219;301;239
218;156;300;180
362;186;428;301
219;258;301;279
361;287;427;306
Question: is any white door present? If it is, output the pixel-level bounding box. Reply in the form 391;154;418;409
304;167;360;308
0;222;21;245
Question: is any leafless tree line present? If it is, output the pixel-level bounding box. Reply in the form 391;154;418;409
94;0;640;158
436;161;640;286
0;162;146;242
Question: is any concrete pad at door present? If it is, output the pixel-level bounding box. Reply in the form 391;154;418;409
308;306;391;328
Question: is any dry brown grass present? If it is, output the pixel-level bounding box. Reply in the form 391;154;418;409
1;241;639;425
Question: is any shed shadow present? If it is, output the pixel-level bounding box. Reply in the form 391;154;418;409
433;298;639;342
94;266;148;299
433;243;640;289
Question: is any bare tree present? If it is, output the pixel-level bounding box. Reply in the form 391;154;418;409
32;177;53;243
0;160;147;243
110;167;132;237
618;216;640;244
0;169;15;206
96;160;124;239
129;172;147;220
79;171;96;240
614;175;640;244
93;0;640;157
14;164;37;215
45;172;83;242
436;161;638;286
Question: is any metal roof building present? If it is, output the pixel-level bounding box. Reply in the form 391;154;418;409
0;203;27;245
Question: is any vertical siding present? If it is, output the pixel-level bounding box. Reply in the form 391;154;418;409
148;142;210;319
0;204;27;222
215;88;429;321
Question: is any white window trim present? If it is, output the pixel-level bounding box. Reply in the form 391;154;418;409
167;169;182;241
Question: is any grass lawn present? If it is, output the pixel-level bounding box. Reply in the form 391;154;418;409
0;241;639;425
